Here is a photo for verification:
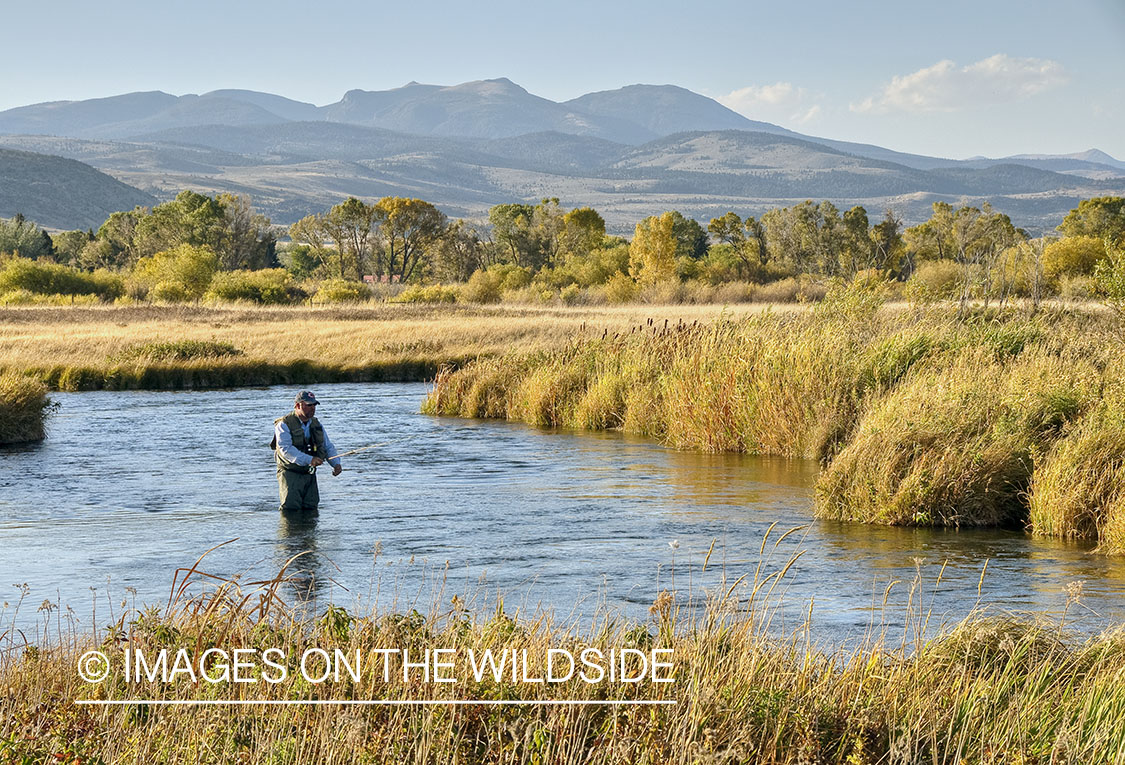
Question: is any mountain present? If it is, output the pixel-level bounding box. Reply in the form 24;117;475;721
202;90;322;122
0;148;155;229
566;84;790;139
0;80;1121;234
1006;149;1125;170
320;78;653;143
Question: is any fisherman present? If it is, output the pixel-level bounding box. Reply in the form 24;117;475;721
272;390;342;513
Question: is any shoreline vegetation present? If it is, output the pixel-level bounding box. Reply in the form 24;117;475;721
0;370;54;444
424;287;1125;552
3;554;1125;764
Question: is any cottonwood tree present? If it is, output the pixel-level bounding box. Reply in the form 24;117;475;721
374;197;447;283
629;212;678;286
1058;197;1125;244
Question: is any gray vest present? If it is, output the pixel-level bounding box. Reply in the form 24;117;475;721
273;413;326;471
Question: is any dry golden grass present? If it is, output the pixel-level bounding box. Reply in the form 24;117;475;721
3;543;1125;764
0;302;788;390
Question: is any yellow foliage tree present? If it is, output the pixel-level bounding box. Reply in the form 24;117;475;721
1043;235;1107;286
629;212;677;286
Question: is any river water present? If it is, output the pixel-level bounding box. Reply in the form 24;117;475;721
2;383;1124;641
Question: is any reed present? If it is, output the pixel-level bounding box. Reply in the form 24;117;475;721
0;370;55;443
3;553;1125;764
424;302;1125;549
1028;381;1125;549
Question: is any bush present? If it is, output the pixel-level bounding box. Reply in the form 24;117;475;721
560;284;582;305
905;259;963;303
1043;236;1107;286
130;244;219;301
310;279;372;304
391;285;459;304
460;270;501;304
0;372;55;444
603;272;638;304
205;269;303;305
110;340;243;363
0;290;102;305
0;257;123;299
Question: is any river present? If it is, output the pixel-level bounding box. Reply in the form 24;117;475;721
2;382;1124;642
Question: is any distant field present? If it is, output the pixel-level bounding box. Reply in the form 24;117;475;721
0;302;788;389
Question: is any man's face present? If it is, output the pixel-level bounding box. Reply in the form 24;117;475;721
295;401;317;421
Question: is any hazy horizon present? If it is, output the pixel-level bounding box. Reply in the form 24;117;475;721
1;0;1122;161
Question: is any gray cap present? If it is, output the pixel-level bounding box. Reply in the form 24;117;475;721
295;390;320;405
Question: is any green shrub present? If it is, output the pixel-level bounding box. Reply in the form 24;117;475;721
130;244;219;301
205;269;303;305
391;285;459;304
110;340;243;363
310;279;371;303
0;257;123;299
1043;235;1107;286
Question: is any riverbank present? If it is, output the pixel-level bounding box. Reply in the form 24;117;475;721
0;302;783;391
423;294;1125;550
0;371;54;444
3;563;1123;764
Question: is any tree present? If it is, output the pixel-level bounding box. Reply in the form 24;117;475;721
324;197;376;281
561;206;606;259
0;214;52;259
1058;197;1125;244
840;206;871;277
211;194;276;270
288;214;341;279
51;230;94;268
88;208;146;269
488;203;539;267
374;197;447;283
133;190;226;259
668;211;709;260
629;212;678;286
708;212;744;248
432;220;489;282
870;210;905;276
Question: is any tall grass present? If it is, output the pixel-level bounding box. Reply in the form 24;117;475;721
425;301;1125;551
0;302;778;392
0;371;55;443
3;551;1125;763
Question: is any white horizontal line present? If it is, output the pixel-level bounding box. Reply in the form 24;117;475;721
76;699;677;706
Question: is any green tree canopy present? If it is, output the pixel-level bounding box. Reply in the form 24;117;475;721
1058;197;1125;244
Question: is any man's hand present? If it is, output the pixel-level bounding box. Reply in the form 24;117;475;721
310;457;325;467
332;464;343;476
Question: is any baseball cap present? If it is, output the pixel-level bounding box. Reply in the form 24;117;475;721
295;390;320;405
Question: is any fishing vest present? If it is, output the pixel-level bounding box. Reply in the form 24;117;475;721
273;413;327;472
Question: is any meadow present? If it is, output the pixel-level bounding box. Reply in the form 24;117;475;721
0;302;782;391
2;542;1124;765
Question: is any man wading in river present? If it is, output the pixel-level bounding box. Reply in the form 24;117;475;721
272;390;342;513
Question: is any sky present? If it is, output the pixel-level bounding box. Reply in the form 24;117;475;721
3;0;1123;161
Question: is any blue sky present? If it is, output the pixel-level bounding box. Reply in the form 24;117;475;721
4;0;1123;160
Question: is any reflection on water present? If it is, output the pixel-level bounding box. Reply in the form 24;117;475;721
1;382;1123;641
277;510;325;604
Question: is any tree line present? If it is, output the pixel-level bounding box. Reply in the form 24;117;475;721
1;191;1123;306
